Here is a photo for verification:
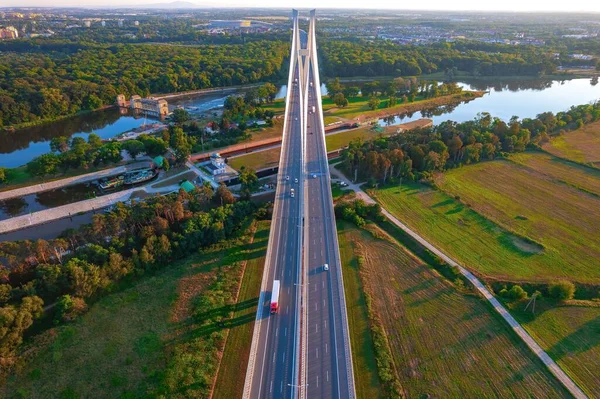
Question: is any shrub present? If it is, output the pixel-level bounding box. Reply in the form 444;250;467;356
548;280;575;301
508;285;528;300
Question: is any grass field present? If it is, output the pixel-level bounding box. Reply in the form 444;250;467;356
543;120;600;166
371;155;600;283
338;222;383;399
434;158;600;282
213;221;269;399
338;222;568;398
509;300;600;398
509;152;600;197
2;224;264;398
228;148;281;171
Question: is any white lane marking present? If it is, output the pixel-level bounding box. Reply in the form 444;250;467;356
280;381;283;393
317;376;319;388
275;328;278;337
316;348;319;359
314;284;317;292
282;352;285;362
289;270;291;276
288;288;290;295
315;324;318;333
285;327;287;336
270;381;273;393
323;299;325;307
326;343;328;353
325;319;327;329
327;370;329;382
273;352;276;363
322;281;325;289
314;302;317;311
286;305;289;314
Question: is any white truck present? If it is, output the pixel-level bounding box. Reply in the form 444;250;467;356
311;106;316;114
270;280;280;314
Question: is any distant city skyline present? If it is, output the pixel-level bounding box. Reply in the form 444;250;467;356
2;0;600;12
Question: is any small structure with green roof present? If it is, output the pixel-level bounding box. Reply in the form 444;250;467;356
180;180;195;193
152;155;164;168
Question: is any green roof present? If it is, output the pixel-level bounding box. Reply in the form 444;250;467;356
153;155;164;167
180;180;195;193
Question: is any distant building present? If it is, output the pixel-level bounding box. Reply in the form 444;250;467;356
207;19;272;32
83;20;91;28
101;20;106;27
134;20;139;26
129;95;169;117
206;153;226;175
118;19;124;27
116;94;127;107
0;26;19;40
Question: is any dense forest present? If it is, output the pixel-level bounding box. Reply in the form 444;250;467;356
0;186;260;363
340;102;600;184
0;40;289;128
319;40;558;78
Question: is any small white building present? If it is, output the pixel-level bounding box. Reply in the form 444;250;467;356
208;153;226;175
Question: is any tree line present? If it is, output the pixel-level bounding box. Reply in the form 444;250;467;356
319;40;557;78
0;185;260;362
340;101;600;184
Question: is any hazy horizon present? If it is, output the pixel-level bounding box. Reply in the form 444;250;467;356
2;0;600;13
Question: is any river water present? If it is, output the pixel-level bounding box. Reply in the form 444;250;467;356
1;79;599;168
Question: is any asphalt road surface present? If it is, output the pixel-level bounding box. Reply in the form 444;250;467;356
304;11;355;399
245;11;304;399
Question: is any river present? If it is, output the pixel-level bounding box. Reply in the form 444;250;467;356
2;79;599;168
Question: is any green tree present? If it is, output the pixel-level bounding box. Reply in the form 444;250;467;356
169;126;192;164
326;78;343;96
368;95;380;110
333;92;349;107
27;153;61;176
54;295;87;323
50;136;70;153
549;280;575;301
239;167;259;199
122;140;146;159
0;167;6;184
172;108;190;124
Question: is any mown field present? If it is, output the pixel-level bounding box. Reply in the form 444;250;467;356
372;156;600;283
434;156;600;283
509;152;600;197
543;120;600;166
509;301;600;398
2;222;269;399
337;222;568;398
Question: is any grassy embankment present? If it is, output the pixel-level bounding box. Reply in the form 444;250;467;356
368;151;600;396
2;221;270;398
338;221;568;398
542;119;600;167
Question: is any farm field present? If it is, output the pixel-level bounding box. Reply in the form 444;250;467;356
2;224;265;399
338;222;383;399
434;158;600;282
338;222;568;398
542;120;600;166
508;152;600;196
509;301;600;398
213;221;269;399
371;176;599;283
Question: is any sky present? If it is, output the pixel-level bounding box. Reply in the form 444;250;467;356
2;0;600;12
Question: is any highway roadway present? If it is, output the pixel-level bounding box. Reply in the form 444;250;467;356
303;10;356;399
244;10;304;399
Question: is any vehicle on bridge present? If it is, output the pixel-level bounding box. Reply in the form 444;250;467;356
270;280;280;314
290;188;295;198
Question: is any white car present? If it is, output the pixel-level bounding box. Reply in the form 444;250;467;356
323;263;329;271
286;176;290;181
290;189;295;198
294;178;298;183
312;174;317;179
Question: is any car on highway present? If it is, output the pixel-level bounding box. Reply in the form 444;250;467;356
323;263;329;271
290;188;295;198
312;174;317;179
286;176;290;181
294;178;299;183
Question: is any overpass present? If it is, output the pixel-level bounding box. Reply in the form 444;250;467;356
244;10;355;399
